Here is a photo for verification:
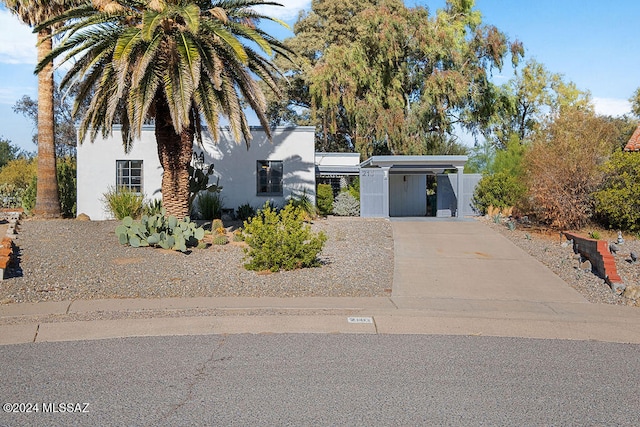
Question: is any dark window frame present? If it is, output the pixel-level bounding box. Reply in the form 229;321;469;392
256;160;283;196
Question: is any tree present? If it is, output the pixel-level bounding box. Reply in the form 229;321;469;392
0;138;22;169
269;0;523;156
13;81;79;157
523;108;618;229
483;59;592;149
38;0;292;218
1;0;77;217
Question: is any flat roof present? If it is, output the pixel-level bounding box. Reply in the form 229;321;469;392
360;155;467;172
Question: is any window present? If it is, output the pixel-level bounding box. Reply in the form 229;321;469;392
257;160;283;195
116;160;143;193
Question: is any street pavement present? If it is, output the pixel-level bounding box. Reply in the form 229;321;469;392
1;219;640;345
1;334;639;426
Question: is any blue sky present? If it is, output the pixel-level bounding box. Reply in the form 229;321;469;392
1;0;638;153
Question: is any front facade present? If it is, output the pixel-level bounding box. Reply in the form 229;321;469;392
359;156;480;218
77;127;480;220
77;126;316;220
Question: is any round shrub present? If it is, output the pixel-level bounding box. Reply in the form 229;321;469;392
593;151;640;232
243;203;327;272
333;191;360;216
316;183;334;216
472;172;526;215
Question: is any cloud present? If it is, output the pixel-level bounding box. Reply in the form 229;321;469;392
593;97;632;117
0;10;36;65
255;0;311;22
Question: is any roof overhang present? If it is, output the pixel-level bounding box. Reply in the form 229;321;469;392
315;165;360;176
360;155;468;174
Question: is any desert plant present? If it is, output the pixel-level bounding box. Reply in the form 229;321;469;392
316;183;333;216
103;186;145;220
212;235;228;245
243;203;327;272
232;230;244;242
143;199;163;216
212;219;224;231
333;192;360;216
236;203;256;221
115;210;205;252
592;150;640;232
287;189;316;218
195;191;223;220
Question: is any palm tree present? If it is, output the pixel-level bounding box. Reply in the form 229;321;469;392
2;0;75;217
36;0;292;218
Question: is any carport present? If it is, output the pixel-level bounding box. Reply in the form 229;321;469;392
359;155;468;218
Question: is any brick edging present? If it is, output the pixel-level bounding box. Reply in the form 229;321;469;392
563;231;625;292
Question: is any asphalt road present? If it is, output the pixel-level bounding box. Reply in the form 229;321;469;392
1;334;639;426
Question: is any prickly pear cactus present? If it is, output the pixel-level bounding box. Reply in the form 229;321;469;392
115;213;206;252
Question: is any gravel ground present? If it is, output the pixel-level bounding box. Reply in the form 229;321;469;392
482;217;640;307
0;217;394;304
2;215;639;308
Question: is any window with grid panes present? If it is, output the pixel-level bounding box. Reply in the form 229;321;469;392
116;160;143;193
256;160;283;195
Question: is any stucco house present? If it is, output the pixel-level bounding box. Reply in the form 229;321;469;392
77;125;480;220
77;126;317;220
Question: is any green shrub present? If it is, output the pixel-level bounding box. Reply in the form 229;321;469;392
593;151;640;232
103;186;145;220
472;172;526;215
0;158;37;189
588;231;601;240
195;191;223;220
333;191;360;216
0;157;37;211
57;156;76;218
243;203;327;272
316;183;333;216
22;176;36;213
236;203;256;221
347;177;360;201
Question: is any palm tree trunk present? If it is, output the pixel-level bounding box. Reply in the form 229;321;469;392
155;97;193;219
33;28;61;218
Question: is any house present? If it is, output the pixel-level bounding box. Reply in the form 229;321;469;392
77;125;480;220
77;126;316;220
625;124;640;151
359;156;481;218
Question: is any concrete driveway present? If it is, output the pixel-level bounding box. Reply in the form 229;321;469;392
391;219;587;303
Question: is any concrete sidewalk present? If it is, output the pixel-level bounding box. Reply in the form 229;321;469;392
2;220;640;345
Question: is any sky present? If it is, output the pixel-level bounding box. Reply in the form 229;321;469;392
0;0;639;153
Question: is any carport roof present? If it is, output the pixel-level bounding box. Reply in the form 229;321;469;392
360;155;467;172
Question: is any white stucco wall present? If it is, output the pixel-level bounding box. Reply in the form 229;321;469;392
77;126;316;220
77;130;163;220
314;152;360;167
